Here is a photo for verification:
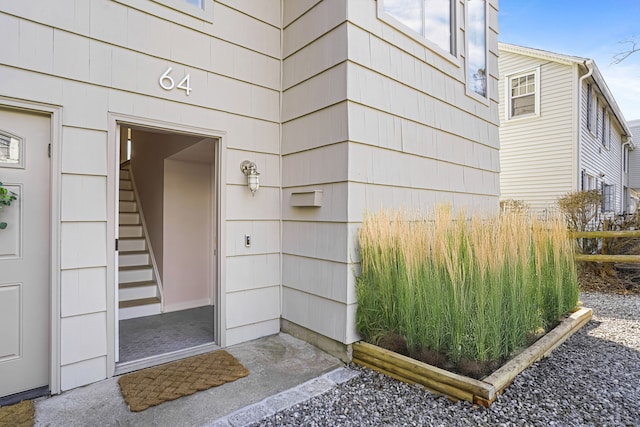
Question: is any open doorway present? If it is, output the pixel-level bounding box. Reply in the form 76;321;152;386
115;124;219;370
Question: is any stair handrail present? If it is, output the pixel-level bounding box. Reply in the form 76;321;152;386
125;165;165;310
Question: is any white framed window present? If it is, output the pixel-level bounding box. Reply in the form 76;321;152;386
602;183;615;212
586;84;593;131
466;0;488;99
183;0;203;7
601;108;609;149
506;68;540;119
112;0;213;24
592;96;599;136
378;0;456;57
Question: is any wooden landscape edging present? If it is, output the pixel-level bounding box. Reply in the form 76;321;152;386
352;307;593;407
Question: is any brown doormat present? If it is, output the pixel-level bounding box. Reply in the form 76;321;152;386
118;350;249;412
0;400;34;427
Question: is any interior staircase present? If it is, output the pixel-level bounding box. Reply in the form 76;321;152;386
118;165;162;320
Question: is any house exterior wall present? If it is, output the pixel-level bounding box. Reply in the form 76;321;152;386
498;52;576;213
498;45;630;215
629;119;640;190
579;81;627;213
281;0;353;346
0;0;281;391
281;0;500;347
1;0;501;395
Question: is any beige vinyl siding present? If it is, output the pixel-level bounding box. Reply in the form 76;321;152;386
281;0;500;346
343;0;500;343
499;51;575;213
281;0;353;344
0;0;282;389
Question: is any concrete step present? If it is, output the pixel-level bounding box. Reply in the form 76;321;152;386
120;201;137;213
119;237;146;252
119;251;150;267
119;265;153;283
119;225;143;238
119;280;158;301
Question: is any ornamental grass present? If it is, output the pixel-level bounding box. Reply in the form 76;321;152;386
356;205;579;368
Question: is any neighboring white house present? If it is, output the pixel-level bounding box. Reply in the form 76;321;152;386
628;119;640;210
0;0;500;400
498;43;634;215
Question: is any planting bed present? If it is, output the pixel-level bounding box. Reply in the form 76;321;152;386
353;307;592;407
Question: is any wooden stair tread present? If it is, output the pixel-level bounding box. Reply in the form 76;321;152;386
119;264;153;271
119;297;160;309
119;250;149;255
119;280;156;289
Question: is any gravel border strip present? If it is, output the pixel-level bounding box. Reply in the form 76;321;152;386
248;293;640;426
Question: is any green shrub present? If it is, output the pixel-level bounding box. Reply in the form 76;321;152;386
356;205;579;366
0;181;18;230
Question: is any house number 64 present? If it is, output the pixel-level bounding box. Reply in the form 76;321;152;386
159;67;192;95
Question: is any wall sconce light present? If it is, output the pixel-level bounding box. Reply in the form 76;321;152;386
240;160;260;196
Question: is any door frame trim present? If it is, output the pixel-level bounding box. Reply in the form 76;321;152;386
107;113;227;376
0;96;63;395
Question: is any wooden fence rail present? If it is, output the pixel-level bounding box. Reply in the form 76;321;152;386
571;230;640;263
570;230;640;238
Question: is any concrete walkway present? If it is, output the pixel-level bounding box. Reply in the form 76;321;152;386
34;333;358;427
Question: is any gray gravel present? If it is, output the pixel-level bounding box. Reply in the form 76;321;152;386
251;292;640;426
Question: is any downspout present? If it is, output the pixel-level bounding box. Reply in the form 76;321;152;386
279;0;284;324
577;60;593;190
621;139;633;213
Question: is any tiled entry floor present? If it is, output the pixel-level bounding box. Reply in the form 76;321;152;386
118;305;215;362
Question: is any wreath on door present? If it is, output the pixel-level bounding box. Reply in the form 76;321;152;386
0;181;17;230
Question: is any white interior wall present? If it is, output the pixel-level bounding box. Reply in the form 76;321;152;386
163;159;213;312
130;131;199;278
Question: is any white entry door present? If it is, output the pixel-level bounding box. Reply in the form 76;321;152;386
0;108;50;398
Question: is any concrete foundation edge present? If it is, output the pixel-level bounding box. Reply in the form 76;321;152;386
280;318;352;363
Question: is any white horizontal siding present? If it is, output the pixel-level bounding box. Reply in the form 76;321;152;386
282;102;349;155
579;80;626;213
225;319;280;347
283;23;348;89
280;1;349;348
226;254;280;293
282;287;351;343
1;0;283;390
282;254;355;304
283;0;346;57
218;0;281;28
226;286;280;329
283;0;500;345
283;183;349;222
498;51;575;212
283;0;320;27
629;120;640;189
